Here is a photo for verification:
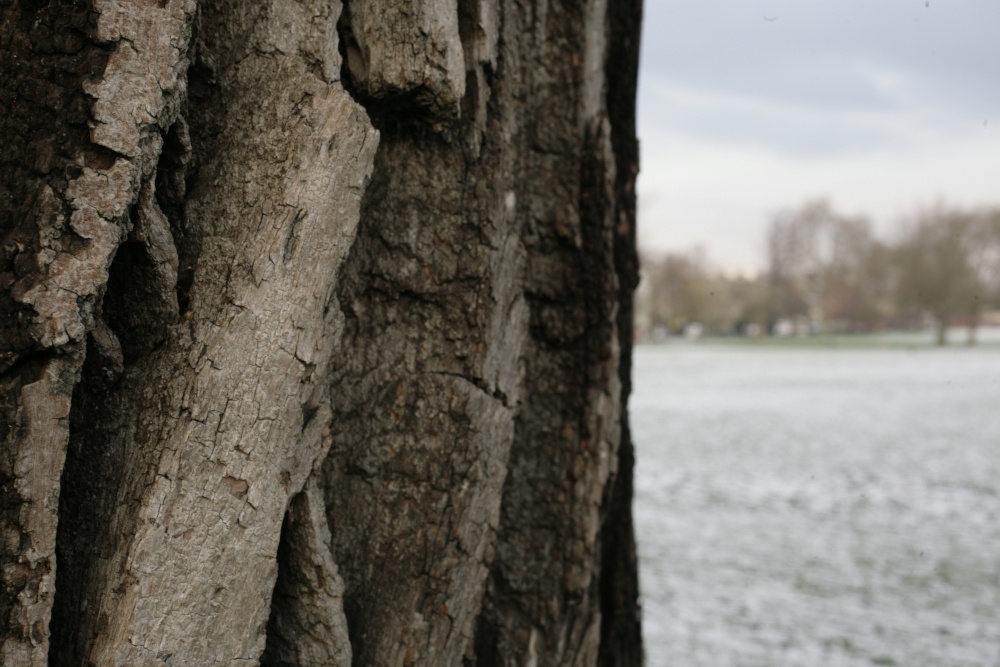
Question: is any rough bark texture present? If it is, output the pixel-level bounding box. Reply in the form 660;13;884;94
0;0;643;665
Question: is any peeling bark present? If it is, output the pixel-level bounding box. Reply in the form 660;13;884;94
1;0;643;664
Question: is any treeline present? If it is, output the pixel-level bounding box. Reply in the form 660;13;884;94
637;200;1000;345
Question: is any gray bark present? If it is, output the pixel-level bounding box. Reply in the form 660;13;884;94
0;0;643;665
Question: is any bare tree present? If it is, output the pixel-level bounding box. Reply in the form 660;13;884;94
962;207;1000;345
893;203;982;346
641;249;712;333
766;199;884;332
0;1;643;665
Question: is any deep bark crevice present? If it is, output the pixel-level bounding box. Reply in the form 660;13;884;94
49;336;130;667
262;481;352;667
155;117;196;315
596;0;643;662
262;506;299;667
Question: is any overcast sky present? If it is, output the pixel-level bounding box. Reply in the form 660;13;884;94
637;0;1000;274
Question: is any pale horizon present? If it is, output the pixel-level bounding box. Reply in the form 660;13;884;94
637;0;1000;275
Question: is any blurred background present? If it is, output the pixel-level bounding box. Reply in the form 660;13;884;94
631;2;1000;665
636;0;1000;342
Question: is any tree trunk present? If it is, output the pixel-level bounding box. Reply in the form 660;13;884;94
0;0;643;665
935;316;949;346
967;310;979;346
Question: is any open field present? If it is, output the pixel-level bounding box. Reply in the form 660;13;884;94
632;343;1000;666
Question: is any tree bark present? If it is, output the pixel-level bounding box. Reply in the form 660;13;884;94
1;0;643;665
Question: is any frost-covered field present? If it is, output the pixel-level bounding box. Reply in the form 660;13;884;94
632;343;1000;666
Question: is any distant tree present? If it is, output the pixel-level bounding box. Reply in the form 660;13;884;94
641;248;742;334
893;204;983;345
960;207;1000;344
728;275;770;335
765;210;810;327
765;200;883;332
642;248;709;333
824;234;892;331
